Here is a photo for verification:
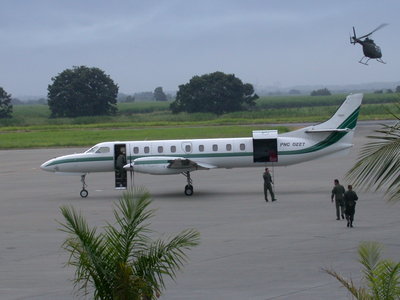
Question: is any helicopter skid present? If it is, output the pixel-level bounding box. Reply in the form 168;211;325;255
358;57;386;65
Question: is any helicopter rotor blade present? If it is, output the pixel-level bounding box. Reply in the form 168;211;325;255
350;27;357;44
358;23;388;39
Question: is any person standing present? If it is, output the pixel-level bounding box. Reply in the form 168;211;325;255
331;179;345;220
263;168;276;202
344;185;358;228
116;148;127;180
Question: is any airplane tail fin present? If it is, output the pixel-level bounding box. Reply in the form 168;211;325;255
282;93;363;150
305;93;363;133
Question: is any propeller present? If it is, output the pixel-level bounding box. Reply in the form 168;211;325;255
125;146;135;189
358;23;388;40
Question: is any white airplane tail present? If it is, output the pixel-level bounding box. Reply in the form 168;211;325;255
283;93;363;137
278;94;363;162
305;93;363;133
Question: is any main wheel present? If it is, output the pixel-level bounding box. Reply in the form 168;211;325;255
184;185;194;196
80;189;88;198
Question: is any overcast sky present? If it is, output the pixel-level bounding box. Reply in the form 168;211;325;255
1;0;399;97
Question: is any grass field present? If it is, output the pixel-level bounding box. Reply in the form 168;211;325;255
0;93;398;149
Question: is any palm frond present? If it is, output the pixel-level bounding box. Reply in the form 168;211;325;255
323;268;372;299
106;187;155;263
346;121;400;202
358;242;382;275
133;229;200;291
59;205;115;298
370;261;400;300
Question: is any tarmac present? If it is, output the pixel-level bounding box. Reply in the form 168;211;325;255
0;121;399;300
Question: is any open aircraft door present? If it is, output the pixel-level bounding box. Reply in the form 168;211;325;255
114;144;128;189
252;130;278;163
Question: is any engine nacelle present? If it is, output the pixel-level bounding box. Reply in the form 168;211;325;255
125;156;194;175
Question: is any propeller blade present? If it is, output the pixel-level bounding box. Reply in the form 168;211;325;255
358;23;388;39
127;145;134;188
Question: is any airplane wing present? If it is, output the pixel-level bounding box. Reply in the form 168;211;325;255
123;156;217;175
167;158;217;170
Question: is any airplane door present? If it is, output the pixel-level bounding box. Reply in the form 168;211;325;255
252;130;278;163
181;142;193;154
114;144;127;189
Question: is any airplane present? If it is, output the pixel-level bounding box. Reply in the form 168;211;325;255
40;93;363;198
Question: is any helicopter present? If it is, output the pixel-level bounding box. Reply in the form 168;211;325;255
350;23;388;65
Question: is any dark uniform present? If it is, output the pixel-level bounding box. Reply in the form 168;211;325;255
331;180;345;220
263;168;276;202
116;151;127;180
344;185;358;228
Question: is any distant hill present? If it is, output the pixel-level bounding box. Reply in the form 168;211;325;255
256;81;400;96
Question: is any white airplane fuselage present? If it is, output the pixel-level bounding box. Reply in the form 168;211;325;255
40;134;352;174
40;93;363;196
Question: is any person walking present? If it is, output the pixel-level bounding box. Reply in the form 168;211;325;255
331;179;345;220
344;185;358;228
263;168;276;202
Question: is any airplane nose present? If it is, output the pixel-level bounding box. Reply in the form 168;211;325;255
40;160;54;172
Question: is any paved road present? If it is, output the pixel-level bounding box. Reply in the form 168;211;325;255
0;121;399;299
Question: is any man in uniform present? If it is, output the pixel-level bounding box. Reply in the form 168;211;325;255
116;148;127;181
344;185;358;228
331;179;345;220
263;168;276;202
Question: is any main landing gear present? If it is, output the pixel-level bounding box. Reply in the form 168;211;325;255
80;174;88;198
183;171;194;196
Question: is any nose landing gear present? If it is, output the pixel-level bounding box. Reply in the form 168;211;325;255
80;174;88;198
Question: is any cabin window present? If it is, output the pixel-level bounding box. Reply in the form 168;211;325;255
96;147;110;153
144;146;150;154
240;143;246;151
212;144;218;151
199;145;204;152
158;146;163;153
226;144;232;151
171;145;176;153
133;147;139;154
185;145;191;152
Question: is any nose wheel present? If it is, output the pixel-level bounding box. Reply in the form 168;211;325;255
183;171;194;196
80;175;88;198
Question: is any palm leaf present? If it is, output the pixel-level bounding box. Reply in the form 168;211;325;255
133;229;200;291
347;121;400;202
323;268;372;299
59;205;114;298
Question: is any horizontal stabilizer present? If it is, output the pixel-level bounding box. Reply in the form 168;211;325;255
305;128;351;133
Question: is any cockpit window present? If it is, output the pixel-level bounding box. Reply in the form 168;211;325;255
96;147;110;153
85;146;99;153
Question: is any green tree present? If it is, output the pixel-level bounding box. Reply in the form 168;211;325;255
48;66;118;117
346;103;400;202
154;87;167;101
0;87;13;118
59;188;200;299
324;242;400;299
170;71;258;115
310;88;331;96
